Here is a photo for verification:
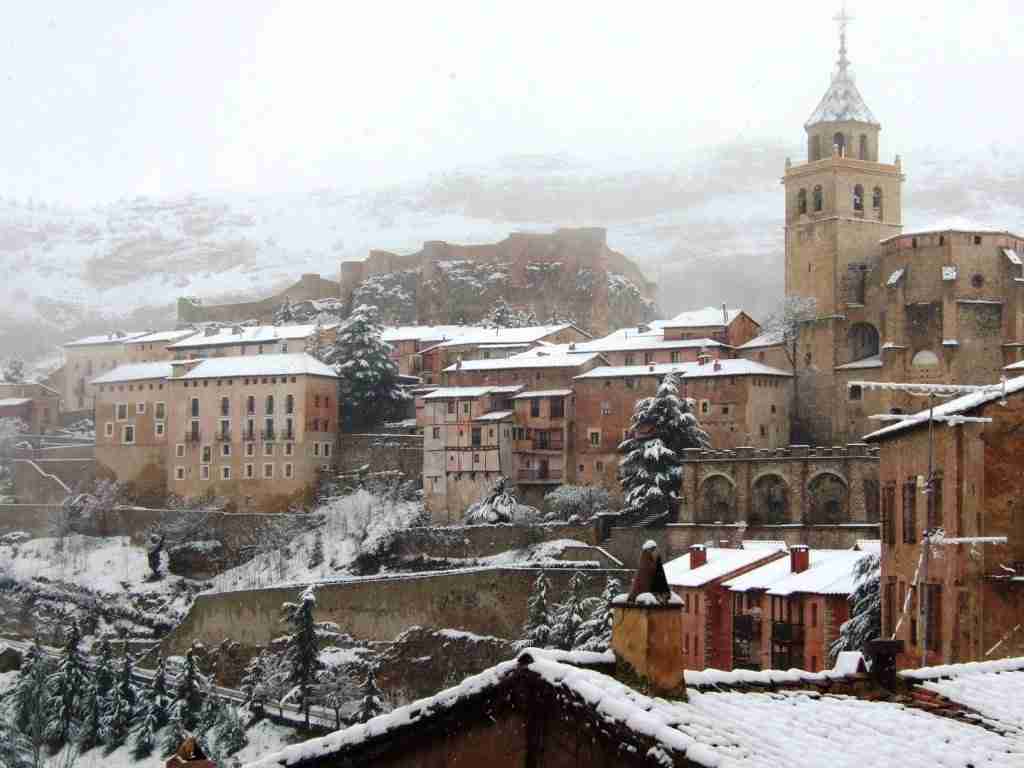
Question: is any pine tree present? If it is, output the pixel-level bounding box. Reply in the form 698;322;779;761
281;585;323;728
465;477;518;524
304;319;326;362
78;638;113;751
47;621;87;747
175;648;205;733
618;372;709;523
215;706;248;757
522;571;553;648
322;304;406;429
576;576;621;652
273;297;295;326
552;571;587;651
353;667;386;724
161;701;186;758
0;713;29;768
829;553;881;662
483;298;516;329
101;652;136;750
12;639;50;734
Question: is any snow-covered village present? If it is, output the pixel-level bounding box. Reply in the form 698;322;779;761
1;3;1023;767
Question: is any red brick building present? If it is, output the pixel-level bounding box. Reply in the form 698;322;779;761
865;376;1024;667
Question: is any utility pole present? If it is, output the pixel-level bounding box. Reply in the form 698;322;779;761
852;378;1005;666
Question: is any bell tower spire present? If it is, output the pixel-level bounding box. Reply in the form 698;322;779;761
835;3;852;75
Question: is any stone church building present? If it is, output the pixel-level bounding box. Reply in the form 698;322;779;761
766;16;1024;444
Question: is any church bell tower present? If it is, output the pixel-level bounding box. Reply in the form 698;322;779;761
782;8;904;444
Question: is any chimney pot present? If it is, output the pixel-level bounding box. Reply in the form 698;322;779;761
689;544;707;569
790;545;810;574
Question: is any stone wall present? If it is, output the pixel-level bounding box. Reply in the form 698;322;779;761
388;523;600;561
337;433;423;478
163;566;632;654
0;504;63;537
11;443;96;504
176;273;340;325
680;443;880;525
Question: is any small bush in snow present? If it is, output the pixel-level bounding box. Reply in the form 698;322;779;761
543;485;610;522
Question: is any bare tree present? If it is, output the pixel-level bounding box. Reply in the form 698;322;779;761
762;296;817;438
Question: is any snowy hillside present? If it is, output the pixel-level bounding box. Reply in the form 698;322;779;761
3;141;1023;359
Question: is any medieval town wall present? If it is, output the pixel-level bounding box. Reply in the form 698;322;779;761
163;566;632;653
176;273;340;326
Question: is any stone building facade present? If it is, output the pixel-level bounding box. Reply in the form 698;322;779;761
61;332;148;411
866;380;1024;667
0;382;61;434
677;443;879;526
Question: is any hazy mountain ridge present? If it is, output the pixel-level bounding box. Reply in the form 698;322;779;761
1;140;1022;361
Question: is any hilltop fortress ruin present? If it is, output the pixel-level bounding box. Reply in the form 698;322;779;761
178;227;657;335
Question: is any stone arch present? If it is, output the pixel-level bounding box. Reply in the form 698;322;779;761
848;322;880;360
698;474;737;523
833;132;846;156
750;473;790;525
807;472;849;523
872;186;883;212
853;184;864;211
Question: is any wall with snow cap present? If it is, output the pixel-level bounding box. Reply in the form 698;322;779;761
164;566;632;654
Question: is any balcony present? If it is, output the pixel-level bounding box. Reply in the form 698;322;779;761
517;468;563;483
513;438;564;453
772;621;805;645
733;614;761;641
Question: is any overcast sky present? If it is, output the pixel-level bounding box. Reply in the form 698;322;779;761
3;0;1021;205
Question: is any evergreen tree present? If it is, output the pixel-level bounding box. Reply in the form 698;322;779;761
174;648;205;732
829;553;881;662
273;297;295;326
12;639;49;734
161;701;186;758
576;576;621;652
552;571;588;651
618;372;709;523
304;319;326;362
0;714;29;768
465;477;518;524
78;638;113;751
281;585;323;728
322;304;406;429
522;571;553;648
47;621;87;747
353;667;386;724
483;298;516;329
101;652;136;750
215;706;248;757
2;358;25;384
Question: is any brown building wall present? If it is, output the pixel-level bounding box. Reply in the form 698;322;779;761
95;376;170;503
876;392;1024;667
0;384;61;433
62;341;137;411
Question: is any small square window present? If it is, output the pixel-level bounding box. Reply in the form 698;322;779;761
155;422;165;437
432;427;440;439
221;466;231;480
323;443;331;458
104;422;114;438
263;443;274;457
245;463;254;479
589;430;601;447
222;443;231;457
116;403;128;420
284;442;294;456
284;463;294;479
122;425;135;445
596;461;604;472
313;443;321;457
175;466;185;480
176;443;185;458
245;443;255;457
200;465;210;480
263;463;274;479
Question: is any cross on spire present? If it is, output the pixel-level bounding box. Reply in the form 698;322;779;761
834;3;854;74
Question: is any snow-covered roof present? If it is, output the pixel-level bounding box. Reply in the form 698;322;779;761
834;354;882;371
90;361;174;385
880;219;1023;244
64;331;149;348
474;410;514;422
766;550;871;597
854;539;881;555
166;324;328;349
864;376;1024;441
421;386;522;400
427;324;580;351
173;354;337;380
738;330;784;350
723;549;867;596
445;349;602;372
805;63;878;127
512;389;573;399
124;329;200;345
1003;248;1022;267
244;651;1022;768
1004;360;1024;371
665;306;745;328
664;545;787;588
0;398;31;407
575;334;728;354
381;325;487;343
574;359;792;381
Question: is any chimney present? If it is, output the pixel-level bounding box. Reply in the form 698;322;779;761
713;360;722;372
569;342;576;350
203;326;218;337
689;544;707;569
790;545;810;574
721;303;728;326
648;364;655;372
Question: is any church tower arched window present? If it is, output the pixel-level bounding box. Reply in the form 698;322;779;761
813;185;823;212
872;186;882;211
859;135;868;159
797;189;807;215
853;184;864;211
833;132;846;157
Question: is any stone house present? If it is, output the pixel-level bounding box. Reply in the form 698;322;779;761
660;307;761;348
723;546;866;672
92;362;174;503
574;324;732;367
418;385;521;524
441;346;605;390
865;375;1024;667
0;381;61;433
380;325;487;378
123;329;200;363
664;543;788;671
166;353;339;513
510;388;574;507
572;359;793;500
61;331;148;411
